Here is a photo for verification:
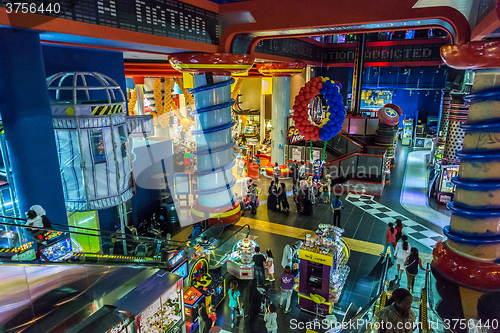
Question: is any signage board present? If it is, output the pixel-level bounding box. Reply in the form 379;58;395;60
287;126;305;144
0;0;220;45
298;248;333;266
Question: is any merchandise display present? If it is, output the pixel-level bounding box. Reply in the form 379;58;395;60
226;238;258;279
297;225;350;315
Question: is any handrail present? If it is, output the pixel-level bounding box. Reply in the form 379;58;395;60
0;220;186;248
325;151;386;167
424;264;454;333
0;215;188;246
337;257;390;332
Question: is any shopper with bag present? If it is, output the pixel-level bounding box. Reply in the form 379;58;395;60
228;280;241;328
405;248;430;293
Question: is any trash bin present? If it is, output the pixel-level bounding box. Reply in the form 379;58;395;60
163;196;180;224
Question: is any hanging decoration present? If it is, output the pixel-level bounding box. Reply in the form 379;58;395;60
128;87;137;116
231;78;244;101
292;76;345;141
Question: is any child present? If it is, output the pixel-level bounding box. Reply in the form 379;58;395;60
264;304;278;333
242;195;251;211
264;249;275;281
208;304;217;327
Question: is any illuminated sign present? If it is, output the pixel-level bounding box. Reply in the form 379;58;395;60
0;0;220;45
171;260;188;279
168;249;185;267
287;126;305;144
298;248;333;266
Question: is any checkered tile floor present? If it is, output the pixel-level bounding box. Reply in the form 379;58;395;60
347;194;444;248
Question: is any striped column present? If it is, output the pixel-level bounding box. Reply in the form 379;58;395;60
170;53;254;226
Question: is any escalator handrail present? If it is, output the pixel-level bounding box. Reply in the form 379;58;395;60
339;257;391;331
424;263;454;333
0;216;187;247
0;220;180;249
209;223;250;250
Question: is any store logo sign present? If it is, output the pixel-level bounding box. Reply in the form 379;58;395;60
287;126;305;144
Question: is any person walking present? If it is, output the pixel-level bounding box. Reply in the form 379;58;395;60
280;265;295;313
323;174;331;204
228;280;241;328
252;246;266;286
374;288;416;333
290;160;299;186
242;280;263;333
380;223;397;263
264;249;275;281
273;162;280;184
394;235;411;279
405;248;430;293
264;304;278;333
331;195;343;227
267;181;279;211
281;244;293;269
249;184;258;214
198;302;212;333
237;156;246;177
278;183;290;212
394;219;404;247
299;161;306;180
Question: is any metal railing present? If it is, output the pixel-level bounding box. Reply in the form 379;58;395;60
336;257;391;332
424;265;454;333
0;216;250;268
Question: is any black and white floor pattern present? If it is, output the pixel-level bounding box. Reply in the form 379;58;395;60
347;194;444;248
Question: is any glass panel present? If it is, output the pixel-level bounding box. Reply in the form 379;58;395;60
118;125;128;158
90;129;106;164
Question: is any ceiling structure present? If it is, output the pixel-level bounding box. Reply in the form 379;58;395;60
0;0;499;68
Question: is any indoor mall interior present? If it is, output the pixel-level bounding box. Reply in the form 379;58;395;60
0;1;499;332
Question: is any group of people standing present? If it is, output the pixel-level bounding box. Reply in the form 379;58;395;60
267;181;290;212
380;219;430;294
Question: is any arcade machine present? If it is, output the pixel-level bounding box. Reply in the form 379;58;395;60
183;287;204;333
297;225;350;315
402;119;414;146
112;270;184;333
226;238;258;279
187;245;226;310
39;231;74;261
437;165;459;204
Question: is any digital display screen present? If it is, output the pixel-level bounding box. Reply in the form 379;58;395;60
337;34;346;43
0;0;220;45
172;260;188;279
168;249;185;267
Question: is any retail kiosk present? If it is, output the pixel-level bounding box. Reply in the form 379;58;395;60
297;225;350;315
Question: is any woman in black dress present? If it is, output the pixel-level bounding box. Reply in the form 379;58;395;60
267;181;279;211
278;182;290;212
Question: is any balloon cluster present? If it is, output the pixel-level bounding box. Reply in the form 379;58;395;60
292;76;345;141
318;80;345;141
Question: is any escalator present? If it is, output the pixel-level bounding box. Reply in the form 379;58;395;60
335;262;452;333
0;217;249;332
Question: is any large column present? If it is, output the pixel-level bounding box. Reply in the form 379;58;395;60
134;76;145;115
170;53;254;226
434;41;500;320
258;63;306;165
0;30;67;224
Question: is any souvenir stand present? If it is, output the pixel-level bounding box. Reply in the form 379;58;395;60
226;238;259;279
296;225;350;315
